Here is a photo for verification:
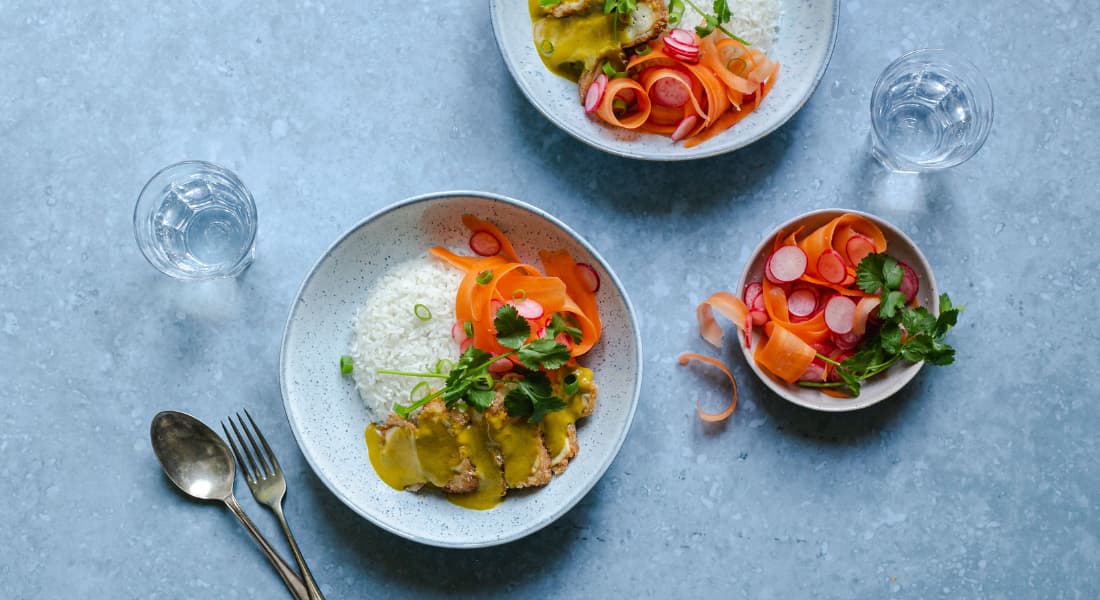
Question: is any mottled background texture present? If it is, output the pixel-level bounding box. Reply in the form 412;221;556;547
1;1;1097;598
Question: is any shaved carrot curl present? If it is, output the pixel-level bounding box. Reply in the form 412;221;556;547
678;353;738;422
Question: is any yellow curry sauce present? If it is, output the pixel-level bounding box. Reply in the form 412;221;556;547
365;367;596;510
529;0;624;81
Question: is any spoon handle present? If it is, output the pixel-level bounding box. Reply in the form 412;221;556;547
224;495;309;600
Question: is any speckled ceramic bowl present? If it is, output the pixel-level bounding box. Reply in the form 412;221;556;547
490;0;839;160
279;191;642;548
736;209;939;412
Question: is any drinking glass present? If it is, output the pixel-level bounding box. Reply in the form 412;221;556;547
134;161;257;280
870;49;993;172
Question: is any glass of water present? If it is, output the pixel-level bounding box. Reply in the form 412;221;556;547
870;49;994;172
134;161;257;280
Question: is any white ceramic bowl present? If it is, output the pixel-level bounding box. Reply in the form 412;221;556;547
279;191;642;548
736;209;939;412
490;0;839;160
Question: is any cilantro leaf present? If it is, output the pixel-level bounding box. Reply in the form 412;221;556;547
879;322;903;354
900;334;933;363
925;342;956;366
879;290;907;319
901;306;937;336
518;338;572;371
503;371;567;424
494;304;530;349
934;293;963;338
545;313;583;344
713;0;731;23
856;253;889;293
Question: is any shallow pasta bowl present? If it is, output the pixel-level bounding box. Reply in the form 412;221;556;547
736;209;939;412
490;0;840;160
279;191;642;548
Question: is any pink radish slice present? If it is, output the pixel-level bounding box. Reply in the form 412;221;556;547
451;321;469;343
490;299;503;315
459;339;474;353
670;115;699;142
668;28;695;44
664;45;700;63
833;331;863;350
584;73;608;114
799;362;827;382
575;262;600;292
823;295;857;335
845;235;875;267
851;296;880;336
650;76;691;108
555;332;574;352
764;254;781;284
750;309;767;326
488;357;513;374
511;298;544;320
816;249;847;284
898;262;919;303
743;281;763;307
769;246;808;283
469;231;501;256
787;288;818;317
751;293;766;313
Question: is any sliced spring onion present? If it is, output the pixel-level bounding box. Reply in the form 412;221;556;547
434;358;454;375
413;303;432;321
473;373;494;390
727;57;747;75
409;381;431;402
668;0;685;25
540;39;554;56
463;320;474;338
477;270;493;285
602;62;628;78
512;288;527;301
612;98;628;113
634;44;652;56
563;372;579;396
339;355;354;374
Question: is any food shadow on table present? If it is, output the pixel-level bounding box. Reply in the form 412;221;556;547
500;80;800;217
301;467;588;595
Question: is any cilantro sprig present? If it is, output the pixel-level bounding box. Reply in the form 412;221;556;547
383;305;573;420
798;253;964;397
604;0;637;42
680;0;751;45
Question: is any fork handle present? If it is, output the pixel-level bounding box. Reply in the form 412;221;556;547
271;503;326;600
224;496;310;600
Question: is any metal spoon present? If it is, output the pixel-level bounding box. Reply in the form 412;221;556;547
150;410;309;600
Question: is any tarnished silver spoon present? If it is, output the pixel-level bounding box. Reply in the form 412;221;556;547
150;410;308;600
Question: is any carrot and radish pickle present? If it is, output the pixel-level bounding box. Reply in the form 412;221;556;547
693;214;964;404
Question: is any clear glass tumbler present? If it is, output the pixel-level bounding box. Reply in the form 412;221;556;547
134;161;258;280
870;49;994;172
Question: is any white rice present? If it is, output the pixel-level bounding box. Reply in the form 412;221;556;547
349;254;463;422
682;0;780;51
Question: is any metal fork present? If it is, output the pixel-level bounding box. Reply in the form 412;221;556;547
223;411;325;600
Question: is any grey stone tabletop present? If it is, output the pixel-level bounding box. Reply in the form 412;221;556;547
2;1;1097;598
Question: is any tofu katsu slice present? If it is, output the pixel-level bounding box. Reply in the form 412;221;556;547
374;400;481;494
576;0;668;103
542;369;598;475
486;398;553;489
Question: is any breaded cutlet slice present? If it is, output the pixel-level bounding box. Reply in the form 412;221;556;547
576;0;669;103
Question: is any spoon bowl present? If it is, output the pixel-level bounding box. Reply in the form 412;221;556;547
150;410;235;501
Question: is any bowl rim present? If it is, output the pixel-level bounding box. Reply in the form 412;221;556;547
277;190;644;547
488;0;841;161
734;208;939;412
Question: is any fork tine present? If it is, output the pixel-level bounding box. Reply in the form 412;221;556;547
237;412;272;479
229;416;263;482
245;409;282;475
222;422;253;482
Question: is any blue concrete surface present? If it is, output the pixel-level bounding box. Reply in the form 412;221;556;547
1;1;1097;598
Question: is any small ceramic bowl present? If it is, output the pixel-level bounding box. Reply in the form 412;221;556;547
279;191;642;548
489;0;839;160
736;209;939;412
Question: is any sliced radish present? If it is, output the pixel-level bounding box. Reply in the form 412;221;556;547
750;309;767;326
490;299;503;315
488;357;513;374
816;249;847;284
469;231;501;256
845;235;875;267
584;73;608;114
764;254;781;284
663;31;700;63
511;298;544;320
743;281;763;308
670;115;699;142
459;338;474;353
451;321;469;343
787;287;818;318
799;362;827;382
851;296;881;336
575;262;600;293
668;28;695;44
650;76;691;108
768;246;808;283
555;332;574;352
823;295;857;335
898;262;919;303
833;331;863;350
751;293;766;313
